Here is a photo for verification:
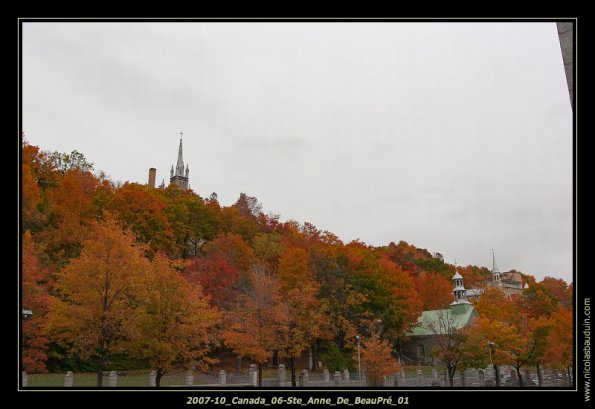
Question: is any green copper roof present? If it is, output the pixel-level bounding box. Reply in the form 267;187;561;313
408;303;476;337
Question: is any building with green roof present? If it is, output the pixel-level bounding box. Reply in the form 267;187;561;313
401;268;478;365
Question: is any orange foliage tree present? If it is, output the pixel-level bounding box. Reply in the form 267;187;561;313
132;253;221;387
416;272;453;310
222;267;287;386
108;183;175;255
22;231;50;373
360;333;399;386
46;217;150;386
277;246;321;386
545;308;572;378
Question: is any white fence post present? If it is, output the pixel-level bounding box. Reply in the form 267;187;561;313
64;371;74;387
301;369;308;387
107;371;117;387
22;371;28;387
416;369;424;386
277;364;285;387
322;369;330;384
149;370;157;387
249;364;257;386
334;371;342;386
342;368;350;382
219;370;226;385
185;370;194;386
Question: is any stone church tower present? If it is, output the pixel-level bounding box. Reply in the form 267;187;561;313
170;135;189;190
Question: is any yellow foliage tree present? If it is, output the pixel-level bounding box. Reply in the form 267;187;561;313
133;253;221;387
46;216;149;386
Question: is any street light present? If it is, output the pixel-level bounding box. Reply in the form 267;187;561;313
487;341;494;366
376;319;383;336
356;335;362;387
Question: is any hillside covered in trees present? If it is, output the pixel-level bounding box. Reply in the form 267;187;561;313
21;141;572;386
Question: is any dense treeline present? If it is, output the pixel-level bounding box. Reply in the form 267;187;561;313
21;140;572;386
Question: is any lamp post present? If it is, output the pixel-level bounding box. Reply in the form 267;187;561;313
376;319;383;336
487;341;500;387
356;335;362;387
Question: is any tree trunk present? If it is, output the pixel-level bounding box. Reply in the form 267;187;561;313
312;339;318;370
515;365;523;387
96;356;105;387
493;364;500;387
536;364;542;387
258;363;262;387
447;363;456;387
290;357;296;387
156;368;163;388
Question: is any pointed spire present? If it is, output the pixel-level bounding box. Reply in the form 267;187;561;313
492;249;501;284
176;136;185;176
170;165;174;178
492;249;500;273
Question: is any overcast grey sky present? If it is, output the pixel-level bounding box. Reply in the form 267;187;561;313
22;22;573;283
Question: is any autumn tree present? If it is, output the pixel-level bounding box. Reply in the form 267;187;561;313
133;253;220;387
520;277;560;319
22;159;41;231
46;217;150;386
540;277;572;309
252;232;284;274
108;182;176;255
47;149;94;174
347;247;422;341
218;206;259;243
474;286;516;324
545;308;572;382
222;267;287;387
309;242;366;365
422;309;469;386
461;317;521;387
277;246;321;386
278;246;311;292
22;231;50;372
233;192;262;219
161;186;220;257
278;283;321;386
360;333;400;386
186;256;239;310
43;169;99;265
416;272;453;310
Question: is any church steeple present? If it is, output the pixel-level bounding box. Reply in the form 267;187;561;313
451;262;470;305
492;249;501;283
169;131;190;190
175;136;185;177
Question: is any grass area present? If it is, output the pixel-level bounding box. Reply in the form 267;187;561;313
27;366;437;387
402;365;446;376
26;371;213;387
